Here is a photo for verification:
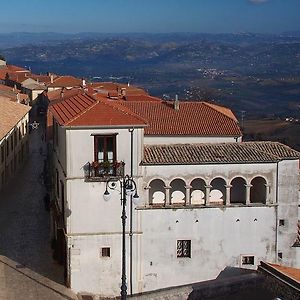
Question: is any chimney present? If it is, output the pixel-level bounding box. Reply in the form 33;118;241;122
50;74;54;84
60;89;64;99
82;78;86;87
121;87;126;96
127;82;130;87
16;93;20;103
174;94;179;111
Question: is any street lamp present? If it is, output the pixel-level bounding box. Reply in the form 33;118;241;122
103;175;140;300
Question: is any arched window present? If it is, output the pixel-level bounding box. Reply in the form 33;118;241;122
230;177;246;204
250;177;267;204
190;178;206;205
149;179;165;205
170;179;186;205
210;177;226;205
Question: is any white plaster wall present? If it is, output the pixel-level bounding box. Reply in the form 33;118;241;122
66;128;143;178
277;160;299;267
144;136;241;145
31;89;44;102
69;233;140;296
139;206;276;292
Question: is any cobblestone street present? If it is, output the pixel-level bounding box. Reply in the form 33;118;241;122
0;117;76;299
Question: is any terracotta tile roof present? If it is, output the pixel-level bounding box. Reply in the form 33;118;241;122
0;84;19;93
0;65;28;80
0;84;29;103
49;92;147;127
124;95;162;102
142;142;300;165
88;82;148;97
119;101;242;136
242;141;300;159
30;74;55;84
5;72;30;83
264;262;300;284
47;76;82;88
0;98;31;140
47;88;83;102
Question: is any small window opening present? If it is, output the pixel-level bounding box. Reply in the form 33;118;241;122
177;240;191;258
101;247;111;257
279;219;285;226
278;252;283;259
242;255;255;265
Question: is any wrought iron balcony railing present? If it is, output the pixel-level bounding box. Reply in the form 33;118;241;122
84;161;125;181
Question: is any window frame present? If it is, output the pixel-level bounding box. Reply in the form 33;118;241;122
241;255;255;266
177;240;191;258
94;134;117;163
101;247;111;258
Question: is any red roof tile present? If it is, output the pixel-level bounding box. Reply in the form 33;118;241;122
88;82;148;97
118;101;242;136
50;92;147;127
47;76;82;88
268;263;300;283
124;95;161;102
0;65;29;81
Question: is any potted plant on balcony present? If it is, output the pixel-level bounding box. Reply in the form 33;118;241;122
101;160;112;175
91;161;100;177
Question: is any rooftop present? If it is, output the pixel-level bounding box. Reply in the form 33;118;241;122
142;141;300;165
47;76;83;88
119;100;242;136
49;92;147;127
0;98;31;140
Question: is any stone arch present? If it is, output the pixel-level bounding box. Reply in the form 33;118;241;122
250;176;267;204
230;177;247;204
170;178;186;204
190;178;206;205
149;179;166;205
210;177;226;205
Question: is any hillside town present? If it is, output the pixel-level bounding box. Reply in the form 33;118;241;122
0;56;300;299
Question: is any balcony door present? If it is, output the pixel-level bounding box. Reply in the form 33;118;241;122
94;135;116;164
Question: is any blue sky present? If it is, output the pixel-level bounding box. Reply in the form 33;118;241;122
0;0;299;34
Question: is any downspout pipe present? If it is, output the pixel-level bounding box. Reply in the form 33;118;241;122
129;128;134;295
275;161;279;262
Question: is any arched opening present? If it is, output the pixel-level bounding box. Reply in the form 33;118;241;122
230;177;246;204
190;178;206;205
210;177;226;205
170;178;186;205
149;179;165;205
250;177;267;204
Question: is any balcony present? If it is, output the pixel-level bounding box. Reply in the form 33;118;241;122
84;161;125;182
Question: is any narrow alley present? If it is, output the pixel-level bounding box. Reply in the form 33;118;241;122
0;115;75;299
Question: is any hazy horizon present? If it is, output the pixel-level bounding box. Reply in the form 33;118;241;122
0;0;299;35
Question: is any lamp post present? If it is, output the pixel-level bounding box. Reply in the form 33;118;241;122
103;175;140;300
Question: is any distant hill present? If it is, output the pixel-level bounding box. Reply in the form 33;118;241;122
1;32;300;118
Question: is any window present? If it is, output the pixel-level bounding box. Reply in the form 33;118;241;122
279;219;285;226
94;135;116;163
101;247;111;257
93;135;117;175
177;240;191;258
278;252;283;259
241;255;254;265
